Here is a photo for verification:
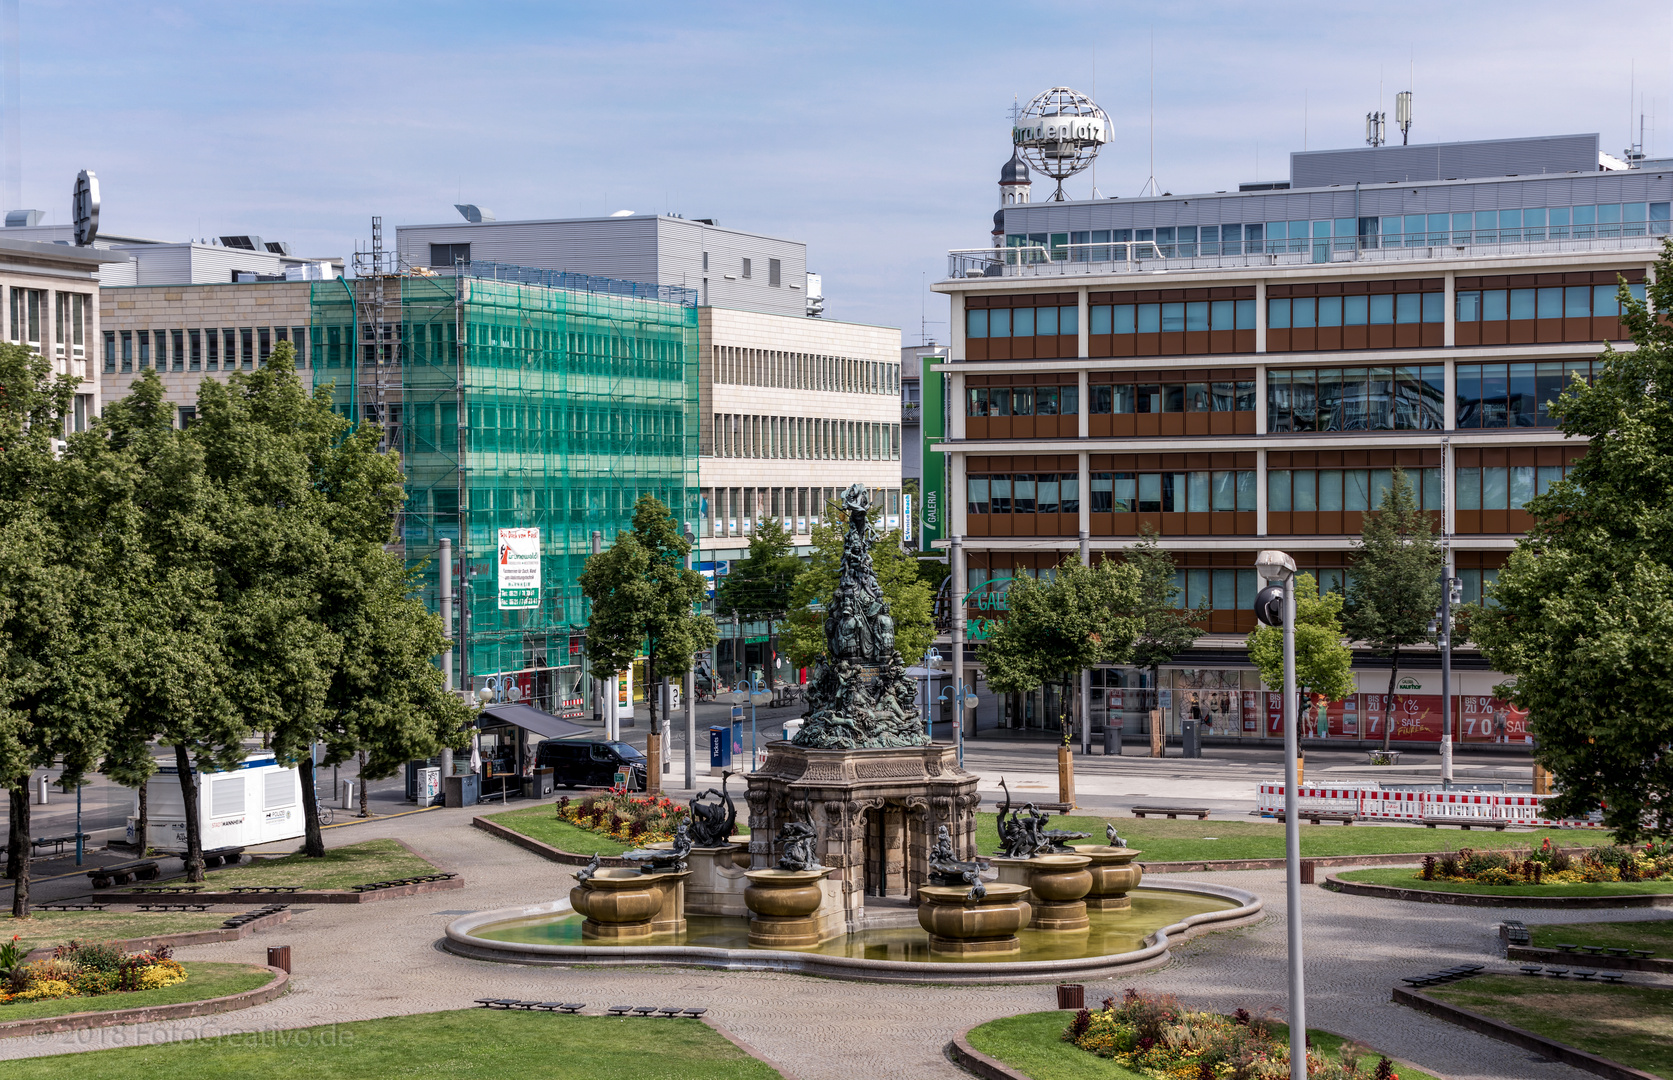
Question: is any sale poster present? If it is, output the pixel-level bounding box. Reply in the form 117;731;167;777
1363;694;1447;741
1458;695;1531;743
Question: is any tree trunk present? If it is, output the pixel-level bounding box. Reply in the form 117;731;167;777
8;781;29;916
5;780;22;881
174;744;205;883
357;750;369;818
1382;647;1400;752
645;644;661;795
297;754;325;858
135;781;149;856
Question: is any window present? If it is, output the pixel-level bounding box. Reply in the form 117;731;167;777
103;331;115;373
240;327;254;369
177;406;196;428
1269;468;1443;512
10;288;42;345
171;329;185;371
1456;361;1592;429
768;258;781;287
1456;463;1566;510
429;242;470;267
292;326;308;366
1269;365;1443;432
206;327;220;370
258;327;272;363
138;330;151;370
120;331;133;373
969;383;1079;416
742;258;752;279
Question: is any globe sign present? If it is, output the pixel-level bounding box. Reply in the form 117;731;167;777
1012;86;1112;199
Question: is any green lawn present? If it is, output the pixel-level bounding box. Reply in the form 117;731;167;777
485;805;633;856
0;911;227;954
971;812;1611;864
1428;975;1673;1078
1337;866;1673;897
1531;918;1673;957
0;1008;782;1078
965;1010;1440;1080
0;963;274;1023
205;839;437;891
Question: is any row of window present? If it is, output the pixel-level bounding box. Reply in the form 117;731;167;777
968;382;1260;417
968;470;1258;515
1269;292;1443;328
967;385;1078;416
6;288;92;358
1455;361;1598;429
1266;365;1446;432
1268;468;1443;513
966;300;1257;339
1456;463;1572;510
712;344;898;395
1455;283;1646;322
710;413;900;461
1002;202;1673;261
700;485;904;538
104;326;308;374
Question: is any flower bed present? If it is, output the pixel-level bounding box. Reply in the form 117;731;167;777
556;789;688;846
0;937;187;1006
1065;990;1405;1080
1416;838;1673;887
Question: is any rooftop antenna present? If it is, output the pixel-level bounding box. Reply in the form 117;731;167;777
1304;89;1308;151
1139;28;1158;196
1396;90;1413;146
1366;70;1386;147
2;0;19;213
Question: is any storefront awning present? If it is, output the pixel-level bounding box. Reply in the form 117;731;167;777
476;702;592;741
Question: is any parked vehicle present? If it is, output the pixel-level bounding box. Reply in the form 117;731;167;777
534;739;647;791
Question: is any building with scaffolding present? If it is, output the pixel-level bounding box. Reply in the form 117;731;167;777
310;258;700;719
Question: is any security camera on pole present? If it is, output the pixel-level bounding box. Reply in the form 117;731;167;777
1253;549;1307;1080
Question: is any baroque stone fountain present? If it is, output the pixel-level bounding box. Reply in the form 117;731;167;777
746;484;980;929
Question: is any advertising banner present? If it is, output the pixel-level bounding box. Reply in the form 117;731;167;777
497;527;540;609
1458;695;1531;744
1363;693;1447;742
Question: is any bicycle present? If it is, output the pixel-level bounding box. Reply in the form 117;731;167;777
315;801;335;826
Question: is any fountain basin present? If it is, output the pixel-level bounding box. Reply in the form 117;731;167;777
1072;845;1144;911
744;868;838;948
447;881;1262;984
568;868;688;939
989;853;1094;931
917;883;1032;955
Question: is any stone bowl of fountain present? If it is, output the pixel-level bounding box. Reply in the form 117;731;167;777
569;870;670;940
1071;845;1144;910
916;882;1033;955
1023;854;1094;930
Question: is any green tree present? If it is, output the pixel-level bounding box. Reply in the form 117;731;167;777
0;343;122;914
1246;573;1355;733
715;519;801;688
1472;256;1673;840
581;495;716;791
980;560;1144;745
782;498;932;671
1126;529;1206;705
1343;468;1445;750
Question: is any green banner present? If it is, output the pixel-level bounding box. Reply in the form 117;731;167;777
919;353;945;549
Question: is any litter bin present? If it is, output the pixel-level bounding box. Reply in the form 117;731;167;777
1181;718;1202;759
443;772;480;808
339;778;357;810
1103;722;1121;756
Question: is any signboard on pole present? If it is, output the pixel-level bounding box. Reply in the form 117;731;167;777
497;528;540;609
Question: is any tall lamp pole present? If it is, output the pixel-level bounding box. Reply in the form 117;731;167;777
1432;574;1461;789
1254;549;1306;1080
684;523;698;792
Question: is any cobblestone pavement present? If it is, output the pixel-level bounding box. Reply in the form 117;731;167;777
1;804;1652;1080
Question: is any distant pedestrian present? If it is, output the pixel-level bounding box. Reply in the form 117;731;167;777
1494;708;1508;744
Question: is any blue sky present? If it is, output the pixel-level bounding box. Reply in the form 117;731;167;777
16;2;1672;336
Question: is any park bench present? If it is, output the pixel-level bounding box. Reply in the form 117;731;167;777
1553;943;1580;953
31;833;90;856
221;904;287;928
555;1003;585;1014
606;1005;632;1016
1500;920;1532;945
87;859;160;889
1572;969;1598;981
1273;810;1357;825
475;999;524;1009
201;848;245;868
1421;816;1509;831
138;902;210;913
680;1007;707;1018
38;900;106;912
1599;971;1625;984
1131;805;1210;820
1520;964;1545;975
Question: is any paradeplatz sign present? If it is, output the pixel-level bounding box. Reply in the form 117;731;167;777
498;527;540;609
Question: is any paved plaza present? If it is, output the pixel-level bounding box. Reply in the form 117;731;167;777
2;774;1661;1080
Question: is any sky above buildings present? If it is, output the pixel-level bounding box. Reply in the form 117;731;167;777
16;1;1673;337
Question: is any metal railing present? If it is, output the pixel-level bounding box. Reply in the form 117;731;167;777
948;231;1671;280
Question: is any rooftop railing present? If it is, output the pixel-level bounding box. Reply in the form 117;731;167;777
948;230;1670;281
461;261;699;307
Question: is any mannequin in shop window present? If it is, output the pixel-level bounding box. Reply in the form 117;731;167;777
1312;692;1329;739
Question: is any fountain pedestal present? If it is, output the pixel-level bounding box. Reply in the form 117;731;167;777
684;845;749;917
916;883;1032;955
569;869;689;940
988;854;1093;931
743;868;842;948
1071;846;1143;910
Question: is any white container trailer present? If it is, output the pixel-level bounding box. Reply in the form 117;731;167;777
128;753;305;852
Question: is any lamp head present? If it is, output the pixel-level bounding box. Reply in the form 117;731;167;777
1254;549;1297;582
475;686;494;703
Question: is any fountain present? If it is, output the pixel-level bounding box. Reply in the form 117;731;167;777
444;484;1261;982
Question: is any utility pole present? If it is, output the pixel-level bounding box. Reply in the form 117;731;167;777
440;536;453;779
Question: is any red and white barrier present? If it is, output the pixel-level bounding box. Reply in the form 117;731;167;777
1252;785;1596;827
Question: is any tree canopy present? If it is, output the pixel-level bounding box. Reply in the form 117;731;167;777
1246;572;1355;710
1342;468;1445;750
715;519;801;686
1472;251;1673;840
1126;529;1205;686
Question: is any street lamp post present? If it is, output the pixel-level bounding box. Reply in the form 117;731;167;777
1430;574;1462;789
684;523;698;792
1254;549;1306;1080
733;677;768;771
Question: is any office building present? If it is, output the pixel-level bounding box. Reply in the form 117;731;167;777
0;235;119;432
930;131;1659;744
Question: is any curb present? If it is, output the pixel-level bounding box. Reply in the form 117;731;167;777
1141;845;1602;875
1392;985;1658;1080
23;906;292;963
704;1016;804;1080
946;1029;1035;1080
99;878;463;905
0;965;289;1040
1323;874;1673;908
471;816;637;868
1507;945;1673;974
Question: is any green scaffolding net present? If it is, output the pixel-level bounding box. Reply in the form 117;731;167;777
311;271;699;715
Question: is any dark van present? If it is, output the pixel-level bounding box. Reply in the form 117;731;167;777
534;739;647;791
